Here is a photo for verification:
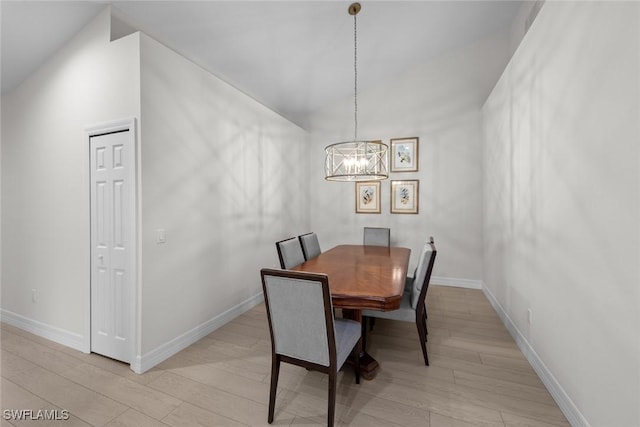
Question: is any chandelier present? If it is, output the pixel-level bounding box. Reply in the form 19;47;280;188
324;3;388;182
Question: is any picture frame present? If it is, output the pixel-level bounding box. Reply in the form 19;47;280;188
391;180;419;214
355;181;381;214
390;137;419;172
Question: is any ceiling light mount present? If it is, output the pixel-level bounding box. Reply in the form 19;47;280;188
324;2;388;182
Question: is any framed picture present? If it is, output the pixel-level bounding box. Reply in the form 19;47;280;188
391;180;419;214
390;137;419;172
355;181;381;214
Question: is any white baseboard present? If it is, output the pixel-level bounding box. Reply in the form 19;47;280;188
2;293;265;375
131;292;264;374
0;309;86;352
481;283;589;427
431;276;482;289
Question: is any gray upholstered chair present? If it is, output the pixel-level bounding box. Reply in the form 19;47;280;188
362;237;437;366
299;232;321;260
275;237;305;269
363;227;390;246
260;268;361;426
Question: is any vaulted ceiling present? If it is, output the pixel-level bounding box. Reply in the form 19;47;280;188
1;1;523;127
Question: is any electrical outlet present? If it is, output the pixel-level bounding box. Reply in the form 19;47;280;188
527;308;532;324
31;289;37;303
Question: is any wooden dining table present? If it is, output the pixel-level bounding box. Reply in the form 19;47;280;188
291;244;411;379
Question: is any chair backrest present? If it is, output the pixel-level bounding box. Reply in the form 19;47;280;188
363;227;390;247
261;268;336;367
276;237;306;269
299;232;321;260
410;237;437;311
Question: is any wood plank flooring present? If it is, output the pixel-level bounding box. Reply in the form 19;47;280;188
1;286;570;426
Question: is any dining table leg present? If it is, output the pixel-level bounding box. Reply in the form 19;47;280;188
341;308;379;380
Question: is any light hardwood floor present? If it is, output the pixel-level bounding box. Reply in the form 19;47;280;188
1;286;570;426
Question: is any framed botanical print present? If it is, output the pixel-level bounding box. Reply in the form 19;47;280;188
390;137;419;172
391;180;419;214
355;181;381;214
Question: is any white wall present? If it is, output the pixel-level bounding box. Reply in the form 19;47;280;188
306;30;512;282
1;8;140;347
483;2;639;426
1;5;309;370
139;34;308;355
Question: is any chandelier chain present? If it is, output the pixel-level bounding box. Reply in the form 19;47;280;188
354;10;358;141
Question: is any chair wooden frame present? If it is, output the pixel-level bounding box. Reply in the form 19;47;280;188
413;237;436;365
260;268;361;426
275;236;305;269
363;237;436;366
298;232;321;260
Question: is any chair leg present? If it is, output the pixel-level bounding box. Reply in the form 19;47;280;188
328;369;337;427
354;338;361;385
361;317;368;352
422;311;428;339
416;321;429;366
423;310;428;336
369;317;376;331
268;356;281;423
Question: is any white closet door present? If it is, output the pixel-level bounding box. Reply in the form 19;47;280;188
90;129;134;363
